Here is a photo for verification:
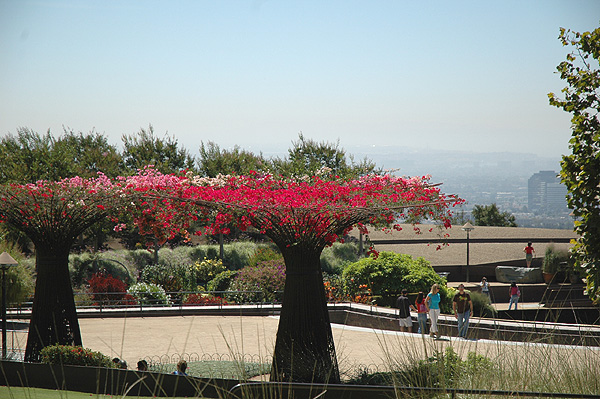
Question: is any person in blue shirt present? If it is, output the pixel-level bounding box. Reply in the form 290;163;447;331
425;283;441;338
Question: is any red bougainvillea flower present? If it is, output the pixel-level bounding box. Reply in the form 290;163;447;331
120;167;463;251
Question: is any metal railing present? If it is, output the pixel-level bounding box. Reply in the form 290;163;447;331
228;382;600;399
8;290;285;314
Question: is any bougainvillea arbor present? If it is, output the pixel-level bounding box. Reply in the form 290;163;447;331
0;167;459;381
125;169;461;383
0;175;122;362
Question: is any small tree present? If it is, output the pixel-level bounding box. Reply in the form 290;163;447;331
548;25;600;302
471;203;517;227
0;175;122;361
271;133;379;178
121;125;196;175
198;141;269;177
125;170;461;383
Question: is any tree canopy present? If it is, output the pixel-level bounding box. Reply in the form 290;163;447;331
471;203;517;227
197;141;268;177
0;164;461;380
123;168;460;382
121;125;196;175
548;25;600;302
0;174;124;361
271;133;379;178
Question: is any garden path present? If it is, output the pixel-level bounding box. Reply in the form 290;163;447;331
71;315;598;376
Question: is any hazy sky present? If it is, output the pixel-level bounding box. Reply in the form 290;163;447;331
1;1;598;158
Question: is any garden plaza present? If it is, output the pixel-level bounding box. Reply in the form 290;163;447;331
8;312;591;379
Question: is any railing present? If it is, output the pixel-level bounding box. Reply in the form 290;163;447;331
228;382;600;399
8;290;286;314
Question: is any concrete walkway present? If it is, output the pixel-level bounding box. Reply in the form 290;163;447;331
8;314;595;377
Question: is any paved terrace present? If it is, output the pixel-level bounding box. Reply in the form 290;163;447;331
8;303;600;377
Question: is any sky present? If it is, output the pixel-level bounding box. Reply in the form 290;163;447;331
1;0;599;159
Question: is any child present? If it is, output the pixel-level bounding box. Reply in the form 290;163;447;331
415;291;428;334
508;282;520;310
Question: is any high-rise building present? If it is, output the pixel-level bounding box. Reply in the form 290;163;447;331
528;171;569;214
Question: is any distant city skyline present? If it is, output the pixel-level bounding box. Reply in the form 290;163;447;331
2;1;599;159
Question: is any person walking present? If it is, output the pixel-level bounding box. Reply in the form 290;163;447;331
523;242;536;267
425;283;441;338
415;291;429;334
396;289;417;332
508;282;521;310
452;284;473;338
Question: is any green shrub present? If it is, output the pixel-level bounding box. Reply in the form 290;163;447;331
207;270;239;292
342;252;450;311
320;242;360;274
69;252;136;288
543;244;568;274
141;263;187;292
193;258;226;285
127;282;170;305
348;347;493;390
222;241;265;269
40;344;115;368
228;260;286;303
470;291;497;317
0;243;34;305
246;246;282;267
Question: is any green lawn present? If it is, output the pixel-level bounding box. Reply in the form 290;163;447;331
152;360;269;379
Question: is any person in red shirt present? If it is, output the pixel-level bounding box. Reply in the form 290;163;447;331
523;242;535;267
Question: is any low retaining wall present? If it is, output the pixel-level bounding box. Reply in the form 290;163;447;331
330;306;600;346
0;360;238;397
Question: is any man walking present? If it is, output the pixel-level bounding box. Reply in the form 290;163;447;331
396;289;416;332
452;284;473;338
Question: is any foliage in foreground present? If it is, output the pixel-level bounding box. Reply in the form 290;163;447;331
549;25;600;302
348;347;493;389
40;345;115;368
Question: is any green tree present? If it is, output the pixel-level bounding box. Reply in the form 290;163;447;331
54;129;123;178
121;125;196;175
272;133;378;178
0;128;123;183
0;128;123;251
0;241;34;305
548;25;600;302
0;128;69;183
471;203;517;227
197;141;268;177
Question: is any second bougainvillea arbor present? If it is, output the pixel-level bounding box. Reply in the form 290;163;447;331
125;169;461;383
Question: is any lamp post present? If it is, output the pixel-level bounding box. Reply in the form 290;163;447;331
461;222;475;283
0;252;18;360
